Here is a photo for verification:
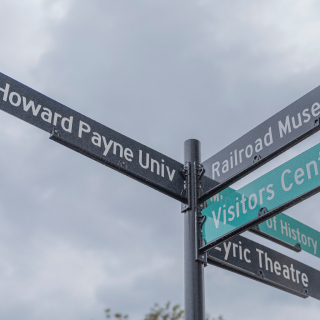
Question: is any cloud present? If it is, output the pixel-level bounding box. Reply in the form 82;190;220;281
0;1;320;319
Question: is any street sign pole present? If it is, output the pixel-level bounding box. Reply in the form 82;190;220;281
2;72;320;312
184;139;205;320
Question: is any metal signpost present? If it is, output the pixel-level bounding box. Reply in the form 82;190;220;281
183;140;205;320
1;72;320;320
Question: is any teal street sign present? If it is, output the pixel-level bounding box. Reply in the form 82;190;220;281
202;142;320;249
259;213;319;258
206;188;320;258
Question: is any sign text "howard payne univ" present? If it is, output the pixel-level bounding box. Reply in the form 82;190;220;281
0;73;186;202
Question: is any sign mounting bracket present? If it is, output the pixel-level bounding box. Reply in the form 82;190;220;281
181;162;191;213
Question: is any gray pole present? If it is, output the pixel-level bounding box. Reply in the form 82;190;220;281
184;139;205;320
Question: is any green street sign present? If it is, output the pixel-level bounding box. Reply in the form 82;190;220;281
206;188;320;258
202;142;320;249
259;213;318;257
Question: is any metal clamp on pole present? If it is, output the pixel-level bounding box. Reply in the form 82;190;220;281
194;162;205;181
194;162;208;266
196;203;208;266
195;162;206;208
196;237;208;267
181;162;191;213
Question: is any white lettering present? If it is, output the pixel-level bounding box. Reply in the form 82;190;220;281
92;132;101;147
301;273;309;287
278;116;291;138
294;168;304;185
41;107;52;123
61;116;73;133
213;207;222;229
223;241;232;260
302;108;311;123
306;160;318;179
139;150;149;169
102;137;113;156
266;184;274;200
256;249;264;268
22;97;41;116
113;142;123;158
9;92;21;107
53;112;62;126
245;145;253;158
78;121;91;138
264;127;273;146
244;249;251;263
212;161;220;180
0;83;10;101
281;169;292;191
311;102;320;117
166;167;176;181
124;148;133;162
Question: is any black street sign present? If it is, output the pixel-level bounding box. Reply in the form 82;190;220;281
0;73;187;202
207;234;320;300
200;86;320;202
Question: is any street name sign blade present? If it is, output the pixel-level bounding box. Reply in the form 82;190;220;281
249;224;301;253
207;234;320;300
206;187;320;257
200;86;320;202
0;73;187;202
201;143;320;252
259;213;319;258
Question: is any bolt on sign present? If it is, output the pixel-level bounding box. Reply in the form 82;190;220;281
201;143;320;251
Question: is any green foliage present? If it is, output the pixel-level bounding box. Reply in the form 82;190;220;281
144;302;184;320
105;303;224;320
105;308;129;319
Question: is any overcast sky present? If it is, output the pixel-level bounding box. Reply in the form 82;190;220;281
0;1;320;319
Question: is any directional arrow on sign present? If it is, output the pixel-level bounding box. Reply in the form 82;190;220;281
0;72;187;203
200;142;320;253
199;86;320;202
